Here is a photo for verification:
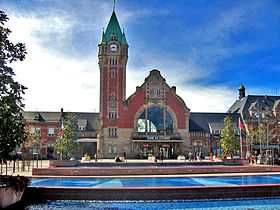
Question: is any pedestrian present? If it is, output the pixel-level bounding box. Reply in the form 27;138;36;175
160;152;164;163
188;152;192;162
94;153;97;162
123;151;127;163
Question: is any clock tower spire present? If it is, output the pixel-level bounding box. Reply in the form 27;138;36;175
98;9;128;156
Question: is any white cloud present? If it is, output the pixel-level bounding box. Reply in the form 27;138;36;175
177;86;236;112
8;14;100;112
5;5;238;113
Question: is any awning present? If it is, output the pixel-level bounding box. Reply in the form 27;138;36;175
132;139;184;143
76;138;98;143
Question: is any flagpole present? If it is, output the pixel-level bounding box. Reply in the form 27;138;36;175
240;125;243;159
239;117;243;159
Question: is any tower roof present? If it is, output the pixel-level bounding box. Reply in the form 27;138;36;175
239;83;245;90
102;11;127;45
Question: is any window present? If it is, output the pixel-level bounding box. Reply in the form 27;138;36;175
109;111;117;119
136;106;174;133
150;88;161;97
108;96;117;119
113;145;117;154
31;127;41;135
48;128;55;136
109;96;117;108
111;68;116;79
109;128;117;137
214;130;220;135
109;58;117;66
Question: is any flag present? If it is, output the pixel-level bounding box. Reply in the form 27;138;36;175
58;129;64;137
238;117;245;130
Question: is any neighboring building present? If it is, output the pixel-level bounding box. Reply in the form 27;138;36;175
23;9;280;159
189;112;240;157
228;85;280;154
24;109;99;158
24;111;61;158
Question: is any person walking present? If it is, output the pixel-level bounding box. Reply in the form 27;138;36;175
123;151;127;163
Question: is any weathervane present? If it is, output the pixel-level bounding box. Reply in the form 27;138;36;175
113;0;116;11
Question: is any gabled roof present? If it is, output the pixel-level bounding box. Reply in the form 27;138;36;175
24;111;62;122
102;11;127;45
24;111;100;132
64;112;99;132
228;95;280;120
189;112;240;133
125;69;190;112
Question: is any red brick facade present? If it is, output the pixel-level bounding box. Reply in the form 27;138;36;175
24;121;60;157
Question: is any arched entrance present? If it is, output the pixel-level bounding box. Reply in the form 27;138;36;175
132;105;182;159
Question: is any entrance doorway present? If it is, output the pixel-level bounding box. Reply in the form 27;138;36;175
137;143;177;159
159;144;174;159
79;142;97;159
141;144;153;159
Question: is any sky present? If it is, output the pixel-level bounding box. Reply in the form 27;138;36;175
1;0;280;112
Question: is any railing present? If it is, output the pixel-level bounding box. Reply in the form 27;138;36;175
0;156;47;176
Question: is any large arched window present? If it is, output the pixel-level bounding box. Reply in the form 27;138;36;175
136;106;174;134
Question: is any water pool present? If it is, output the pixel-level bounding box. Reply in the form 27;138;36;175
30;174;280;188
25;198;280;210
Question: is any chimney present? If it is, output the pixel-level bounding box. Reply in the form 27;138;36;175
238;84;246;100
171;86;176;93
60;107;65;118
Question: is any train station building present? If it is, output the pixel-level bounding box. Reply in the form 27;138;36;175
23;10;280;159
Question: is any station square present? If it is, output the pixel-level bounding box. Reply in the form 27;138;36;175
2;1;280;209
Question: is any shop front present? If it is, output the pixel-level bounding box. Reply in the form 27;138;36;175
132;140;183;159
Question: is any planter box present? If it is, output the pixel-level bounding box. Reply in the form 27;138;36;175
0;186;23;208
49;160;79;167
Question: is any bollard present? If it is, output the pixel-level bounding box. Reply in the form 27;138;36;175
13;160;15;173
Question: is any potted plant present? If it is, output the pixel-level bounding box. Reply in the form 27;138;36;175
0;176;29;208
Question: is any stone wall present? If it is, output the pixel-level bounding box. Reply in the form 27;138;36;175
102;128;134;158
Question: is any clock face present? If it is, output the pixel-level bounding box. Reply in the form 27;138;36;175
110;44;118;52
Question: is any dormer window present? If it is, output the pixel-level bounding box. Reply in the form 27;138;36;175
214;130;220;135
34;113;42;121
111;34;117;41
77;119;87;131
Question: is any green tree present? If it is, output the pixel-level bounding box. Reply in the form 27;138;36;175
247;123;266;153
220;116;240;157
0;10;27;164
29;131;41;154
55;118;77;160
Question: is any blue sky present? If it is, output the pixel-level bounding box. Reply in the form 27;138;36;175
1;0;280;112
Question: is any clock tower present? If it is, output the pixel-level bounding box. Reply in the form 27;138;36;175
98;10;128;156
